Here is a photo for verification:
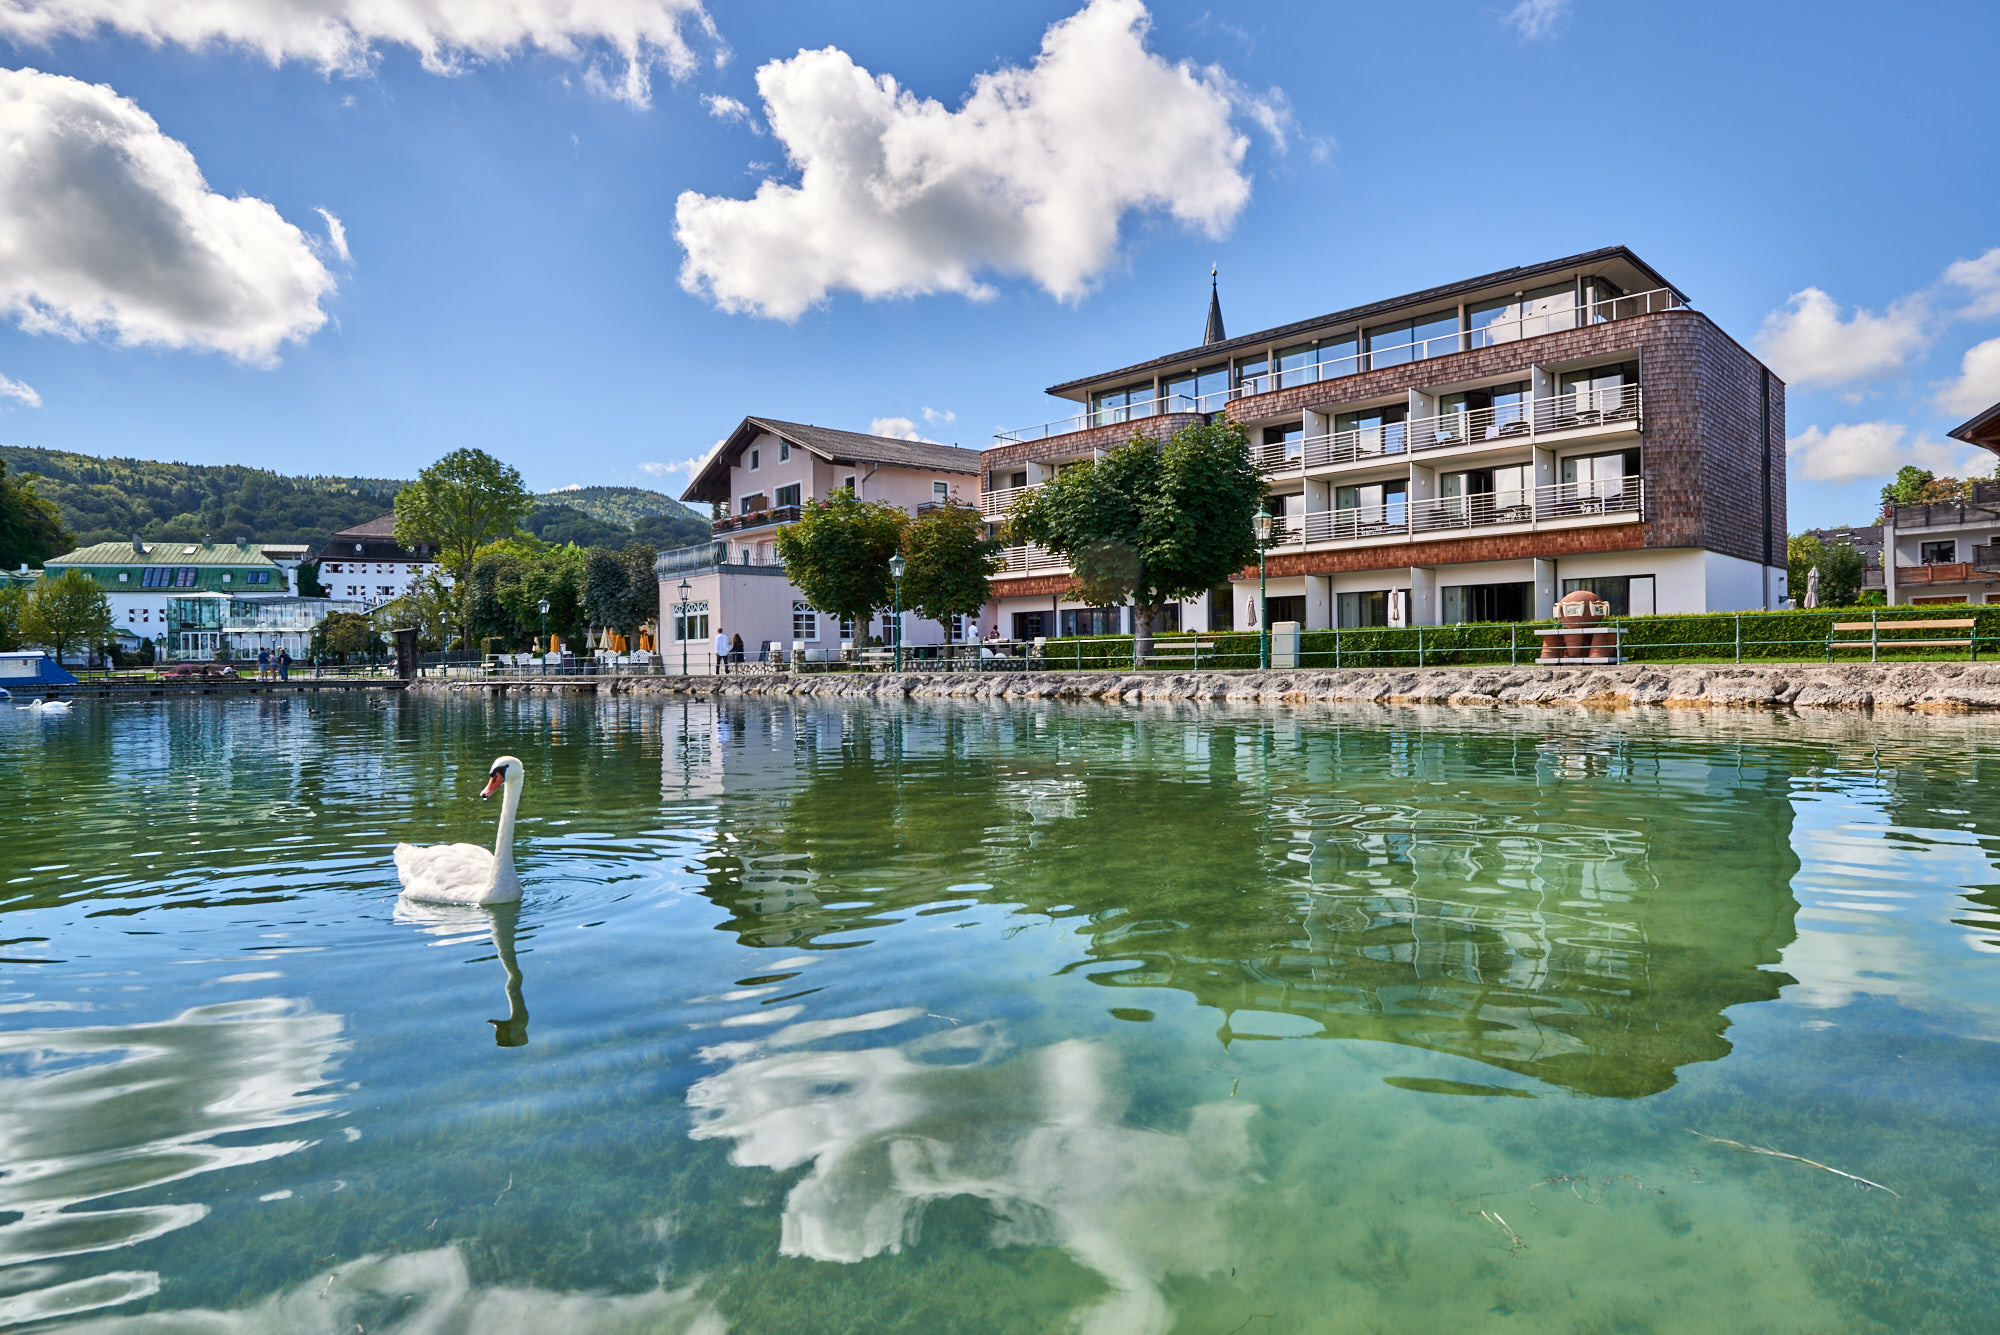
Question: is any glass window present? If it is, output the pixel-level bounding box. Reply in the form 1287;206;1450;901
1318;333;1359;378
672;601;711;642
1921;540;1958;564
1334;480;1408;527
843;475;857;492
1560;576;1649;617
1364;318;1416;369
1560;449;1640;494
1412;311;1459;358
1164;363;1229;411
749;448;760;470
1090;382;1156;426
792;601;819;641
1334;404;1408;456
779;440;791;461
839;617;855;641
1467;295;1523;347
1277;343;1316;389
1522;282;1578;336
775;484;801;509
1011;611;1048;639
1233;355;1269;395
934;481;950;502
1263;424;1305;465
175;568;198;588
1337;590;1390;628
1058;607;1124;637
1557;361;1641;415
1442;582;1533;623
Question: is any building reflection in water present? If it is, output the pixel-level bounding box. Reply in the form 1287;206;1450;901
686;704;1803;1100
688;1009;1253;1335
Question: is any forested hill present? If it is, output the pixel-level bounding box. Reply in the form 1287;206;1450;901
1;446;711;553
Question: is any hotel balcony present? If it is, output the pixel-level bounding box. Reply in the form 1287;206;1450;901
1895;561;1980;586
1252;386;1642;479
1270;478;1644;551
656;542;787;578
981;484;1040;518
711;504;802;536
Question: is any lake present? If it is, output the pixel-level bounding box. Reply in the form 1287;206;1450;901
2;693;1997;1333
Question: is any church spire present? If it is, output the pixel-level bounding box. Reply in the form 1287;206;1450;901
1203;264;1226;346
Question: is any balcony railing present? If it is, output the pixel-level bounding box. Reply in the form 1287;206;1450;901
655;542;785;577
712;504;802;535
1896;562;1979;585
997;544;1074;575
1280;478;1643;547
996;286;1684;443
1250;386;1642;475
981;484;1038;517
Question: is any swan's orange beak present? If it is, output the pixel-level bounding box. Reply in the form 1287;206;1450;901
480;769;506;799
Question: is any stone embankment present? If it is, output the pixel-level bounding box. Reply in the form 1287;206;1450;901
417;662;2000;711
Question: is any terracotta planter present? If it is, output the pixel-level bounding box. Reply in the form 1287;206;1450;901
1589;630;1618;661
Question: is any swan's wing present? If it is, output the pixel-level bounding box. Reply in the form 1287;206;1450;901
394;841;495;903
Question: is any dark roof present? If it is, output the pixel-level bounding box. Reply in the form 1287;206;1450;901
1948;401;2000;453
309;514;432;565
1203;273;1225;346
683;417;982;504
331;514;399;539
1046;245;1683;397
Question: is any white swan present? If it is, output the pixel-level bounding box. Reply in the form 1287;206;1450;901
394;756;524;905
16;698;70;714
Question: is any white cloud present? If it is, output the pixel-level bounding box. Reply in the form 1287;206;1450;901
0;0;721;109
0;373;40;408
701;92;756;128
1504;0;1570;39
674;0;1256;320
1937;336;2000;417
920;406;954;426
1756;287;1929;388
867;416;929;441
0;69;336;364
638;438;726;484
1943;247;2000;320
314;207;351;263
1786;421;1981;484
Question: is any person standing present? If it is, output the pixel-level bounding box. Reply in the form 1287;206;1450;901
730;632;745;667
712;627;731;674
277;649;291;682
256;647;271;681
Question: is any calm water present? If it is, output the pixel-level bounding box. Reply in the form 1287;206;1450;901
2;694;1998;1333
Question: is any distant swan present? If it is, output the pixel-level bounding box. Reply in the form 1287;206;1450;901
18;698;70;715
394;756;524;905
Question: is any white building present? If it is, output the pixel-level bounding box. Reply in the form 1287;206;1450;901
309;515;439;605
43;539;291;648
661;417;984;671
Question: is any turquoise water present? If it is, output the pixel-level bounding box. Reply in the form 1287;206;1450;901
2;694;1998;1332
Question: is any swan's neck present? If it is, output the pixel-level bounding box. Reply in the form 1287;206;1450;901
492;778;522;877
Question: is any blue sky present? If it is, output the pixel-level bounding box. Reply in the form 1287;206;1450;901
0;0;1995;530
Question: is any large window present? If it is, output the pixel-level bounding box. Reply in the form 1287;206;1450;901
1089;381;1157;426
1337;590;1390;627
1163;364;1228;411
1363;310;1459;369
1466;282;1577;347
246;570;272;585
1561;449;1640;499
141;566;172;588
1233;354;1269;395
1335;479;1407;523
1921;540;1958;565
1438;465;1532;524
1557;361;1641;416
792;601;819;641
671;601;711;642
175;568;198;588
774;483;801;509
1334;404;1408;456
1561;575;1655;617
1011;611;1048;640
1435;381;1530;441
1442;582;1533;623
1059;607;1123;637
1263;424;1304;466
1277;334;1360;388
1262;595;1304;626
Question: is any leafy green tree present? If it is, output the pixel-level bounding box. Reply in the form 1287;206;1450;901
0;584;26;651
582;541;659;644
296;561;328;598
1880;465;1935;515
1817;541;1867;606
774;489;908;636
1008;417;1263;664
495;542;588;649
20;568;113;665
394;448;533;638
312;611;379;660
0;461;73;570
1786;533;1826;601
900;502;1001;629
378;570;457;652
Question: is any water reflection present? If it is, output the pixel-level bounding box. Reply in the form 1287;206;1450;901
688;1009;1254;1335
692;706;1804;1097
0;998;342;1318
393;900;531;1047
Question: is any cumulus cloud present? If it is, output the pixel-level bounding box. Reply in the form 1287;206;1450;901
1756;287;1930;388
639;438;726;485
1504;0;1570;39
1937;336;2000;417
1943;247;2000;320
0;69;336;364
0;373;40;408
920;406;954;426
314;207;351;263
701;92;756;128
867;416;928;441
1786;421;1980;484
674;0;1256;320
0;0;721;108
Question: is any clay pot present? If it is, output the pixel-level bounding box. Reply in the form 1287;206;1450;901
1589;630;1618;661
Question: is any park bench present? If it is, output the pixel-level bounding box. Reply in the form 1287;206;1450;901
1142;637;1219;669
1828;617;1978;662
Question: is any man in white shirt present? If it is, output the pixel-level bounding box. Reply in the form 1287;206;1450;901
712;628;731;673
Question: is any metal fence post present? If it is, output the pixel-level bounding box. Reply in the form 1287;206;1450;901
1871;607;1879;664
1734;615;1742;664
1417;626;1425;668
1334;627;1342;669
1509;624;1517;666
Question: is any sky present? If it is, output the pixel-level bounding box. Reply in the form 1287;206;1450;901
0;0;1996;531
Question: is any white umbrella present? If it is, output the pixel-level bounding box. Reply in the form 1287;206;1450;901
1804;565;1820;609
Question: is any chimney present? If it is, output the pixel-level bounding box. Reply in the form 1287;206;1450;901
132;534;144;554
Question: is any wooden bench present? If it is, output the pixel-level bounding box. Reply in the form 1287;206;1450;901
1143;637;1218;669
1828;618;1978;661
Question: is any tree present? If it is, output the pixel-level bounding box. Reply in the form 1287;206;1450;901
296;561;328;598
0;584;25;651
312;610;378;659
1008;417;1263;664
379;570;456;652
393;448;533;641
1880;465;1936;515
508;543;589;648
773;489;908;636
1786;533;1826;601
0;461;72;570
582;541;658;644
1818;540;1867;606
20;568;113;665
899;502;1002;629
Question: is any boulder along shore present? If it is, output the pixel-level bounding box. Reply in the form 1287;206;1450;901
412;662;2000;711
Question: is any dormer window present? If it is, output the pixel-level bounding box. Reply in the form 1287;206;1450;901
749;448;760;471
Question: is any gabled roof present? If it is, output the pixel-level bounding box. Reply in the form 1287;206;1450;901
1948;401;2000;454
47;541;280;569
330;514;399;539
309;513;433;565
682;417;982;504
1045;245;1684;397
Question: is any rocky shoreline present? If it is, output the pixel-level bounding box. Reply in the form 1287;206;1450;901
413;662;2000;711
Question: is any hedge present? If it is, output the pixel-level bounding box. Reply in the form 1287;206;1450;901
1035;604;2000;670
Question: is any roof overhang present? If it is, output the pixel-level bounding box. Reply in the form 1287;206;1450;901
1948;401;2000;455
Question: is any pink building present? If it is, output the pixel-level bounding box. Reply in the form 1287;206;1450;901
663;417;982;669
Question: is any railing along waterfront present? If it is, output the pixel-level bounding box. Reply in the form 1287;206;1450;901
994;287;1684;444
1249;385;1642;475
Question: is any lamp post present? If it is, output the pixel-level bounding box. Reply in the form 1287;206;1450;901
675;579;692;676
1254;513;1273;670
537;598;549;677
888;554;907;672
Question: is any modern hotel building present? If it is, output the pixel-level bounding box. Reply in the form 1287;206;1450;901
980;247;1788;637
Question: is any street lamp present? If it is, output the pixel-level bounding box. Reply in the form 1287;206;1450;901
537;597;549;677
675;579;692;676
1254;512;1273;670
888;554;907;671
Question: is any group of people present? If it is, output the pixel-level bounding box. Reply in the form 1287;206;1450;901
711;629;747;672
255;647;292;682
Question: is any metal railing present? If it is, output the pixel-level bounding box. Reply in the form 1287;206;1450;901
995;287;1684;443
981;484;1039;517
712;504;802;534
998;544;1074;575
1284;478;1643;547
656;542;787;576
1250;385;1642;475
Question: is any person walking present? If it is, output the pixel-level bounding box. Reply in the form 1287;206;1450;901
256;647;271;682
712;627;731;674
277;648;291;682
